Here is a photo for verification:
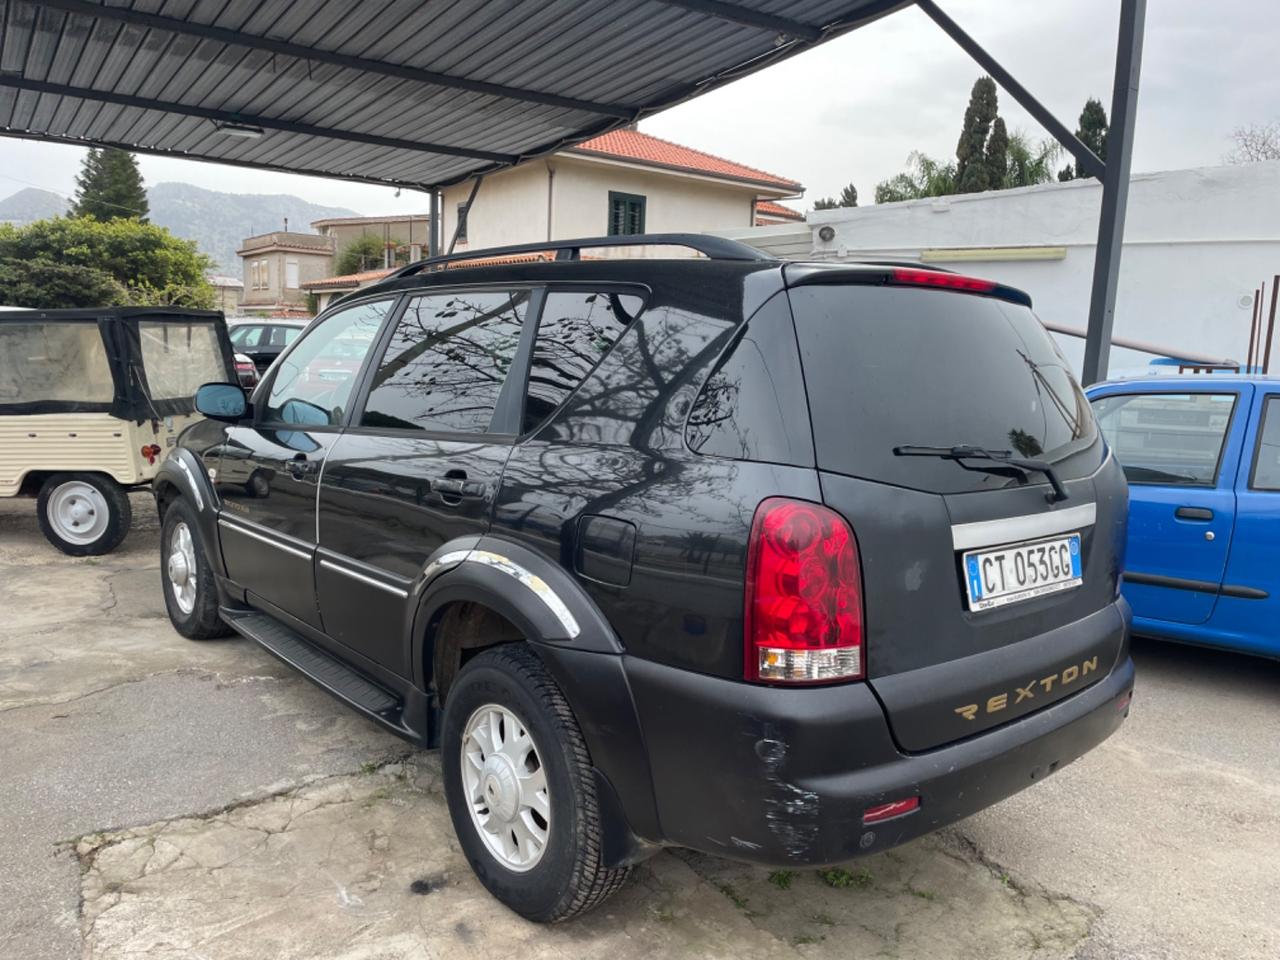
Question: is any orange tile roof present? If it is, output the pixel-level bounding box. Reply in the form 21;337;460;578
755;200;805;221
301;267;395;290
572;129;801;192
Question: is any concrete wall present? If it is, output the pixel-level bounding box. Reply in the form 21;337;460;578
441;156;764;255
718;162;1280;377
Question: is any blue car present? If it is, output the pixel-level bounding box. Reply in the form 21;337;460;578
1086;376;1280;659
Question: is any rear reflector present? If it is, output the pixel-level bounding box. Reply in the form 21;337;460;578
863;797;920;824
891;267;997;294
744;498;864;683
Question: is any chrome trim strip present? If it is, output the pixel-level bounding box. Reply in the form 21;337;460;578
421;549;472;587
318;559;409;598
467;550;581;638
217;517;312;560
951;502;1098;551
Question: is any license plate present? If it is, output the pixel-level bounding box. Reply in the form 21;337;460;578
963;533;1082;611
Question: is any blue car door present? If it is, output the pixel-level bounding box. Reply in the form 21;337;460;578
1204;388;1280;657
1090;386;1249;625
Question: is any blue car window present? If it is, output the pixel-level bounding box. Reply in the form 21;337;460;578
1250;396;1280;490
1090;392;1237;486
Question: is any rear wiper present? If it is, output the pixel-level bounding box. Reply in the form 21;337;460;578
894;444;1069;502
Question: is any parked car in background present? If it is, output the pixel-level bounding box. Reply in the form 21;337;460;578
0;307;235;554
1087;375;1280;660
155;235;1134;922
227;318;306;374
232;352;260;389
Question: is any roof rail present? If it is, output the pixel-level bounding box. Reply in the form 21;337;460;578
388;233;773;279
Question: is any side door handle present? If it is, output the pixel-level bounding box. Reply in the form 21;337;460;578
431;471;487;503
287;454;318;479
1175;506;1214;521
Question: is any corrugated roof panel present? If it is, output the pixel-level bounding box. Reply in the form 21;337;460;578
0;0;903;188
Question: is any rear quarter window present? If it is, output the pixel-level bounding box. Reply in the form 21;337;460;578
788;284;1102;494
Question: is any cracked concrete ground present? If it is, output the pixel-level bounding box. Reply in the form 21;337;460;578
2;495;1277;959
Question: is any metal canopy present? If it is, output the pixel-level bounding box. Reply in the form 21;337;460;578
0;0;1144;382
0;0;909;190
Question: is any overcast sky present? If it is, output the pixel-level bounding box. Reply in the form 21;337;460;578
0;0;1273;215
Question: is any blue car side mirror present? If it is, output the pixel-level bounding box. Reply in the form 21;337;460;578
195;382;248;421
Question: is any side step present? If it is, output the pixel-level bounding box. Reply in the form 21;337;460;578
221;608;424;742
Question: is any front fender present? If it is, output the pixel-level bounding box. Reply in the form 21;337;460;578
153;449;224;578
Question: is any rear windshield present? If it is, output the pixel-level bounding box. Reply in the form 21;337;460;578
789;285;1102;494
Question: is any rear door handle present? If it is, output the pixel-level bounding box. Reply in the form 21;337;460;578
1175;506;1214;521
431;473;487;501
288;455;318;479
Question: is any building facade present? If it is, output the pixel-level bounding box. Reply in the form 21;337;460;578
718;162;1280;376
236;231;336;315
205;274;243;315
438;128;802;253
311;214;433;266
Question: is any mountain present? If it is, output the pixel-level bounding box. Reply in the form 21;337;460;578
147;182;358;272
0;187;69;223
0;183;358;273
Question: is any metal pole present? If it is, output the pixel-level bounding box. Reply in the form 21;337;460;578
428;189;440;260
1081;0;1146;386
448;176;484;255
1247;286;1261;373
1263;274;1278;374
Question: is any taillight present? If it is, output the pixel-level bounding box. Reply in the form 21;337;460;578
744;498;865;683
890;267;997;294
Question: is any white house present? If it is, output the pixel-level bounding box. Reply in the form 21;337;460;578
439;127;802;253
718;162;1280;377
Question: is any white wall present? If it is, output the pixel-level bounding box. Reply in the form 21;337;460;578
718;162;1280;377
441;156;764;255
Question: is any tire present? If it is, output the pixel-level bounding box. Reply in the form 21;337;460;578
442;644;631;922
160;498;231;640
36;473;132;556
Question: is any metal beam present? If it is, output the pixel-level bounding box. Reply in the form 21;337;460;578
915;0;1105;180
429;190;440;259
448;176;485;256
0;76;516;164
32;0;635;120
1081;0;1146;385
653;0;824;42
1042;321;1234;368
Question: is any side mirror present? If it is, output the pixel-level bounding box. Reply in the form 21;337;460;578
195;382;248;422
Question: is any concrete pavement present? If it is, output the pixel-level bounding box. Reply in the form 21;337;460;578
1;494;1275;958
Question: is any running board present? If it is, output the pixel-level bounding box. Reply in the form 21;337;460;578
220;608;427;743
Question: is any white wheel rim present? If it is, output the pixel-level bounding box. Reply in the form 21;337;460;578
47;481;110;545
167;521;198;615
461;703;550;872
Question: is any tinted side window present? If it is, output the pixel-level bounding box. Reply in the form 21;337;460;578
524;291;641;434
362;290;528;433
264;300;389;426
1251;396;1280;490
686;293;813;466
1090;392;1236;485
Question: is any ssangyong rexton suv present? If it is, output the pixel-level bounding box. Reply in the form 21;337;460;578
155;234;1134;922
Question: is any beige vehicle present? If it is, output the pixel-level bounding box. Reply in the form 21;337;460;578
0;308;235;555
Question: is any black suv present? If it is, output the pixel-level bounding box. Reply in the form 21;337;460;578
157;234;1134;922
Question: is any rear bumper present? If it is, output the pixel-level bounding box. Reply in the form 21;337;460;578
558;608;1132;867
621;652;1133;866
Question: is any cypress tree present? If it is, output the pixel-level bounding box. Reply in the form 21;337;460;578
1058;98;1109;181
985;118;1009;189
71;148;150;221
955;76;998;194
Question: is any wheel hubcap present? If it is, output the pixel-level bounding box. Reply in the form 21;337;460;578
461;704;550;872
47;481;109;545
167;522;198;615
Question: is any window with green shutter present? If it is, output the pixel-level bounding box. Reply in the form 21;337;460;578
607;191;646;236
